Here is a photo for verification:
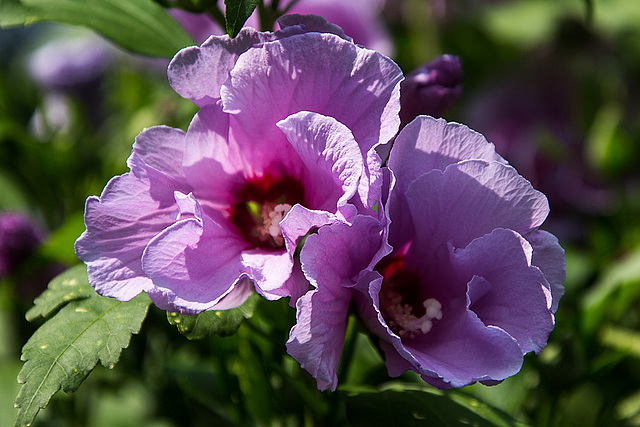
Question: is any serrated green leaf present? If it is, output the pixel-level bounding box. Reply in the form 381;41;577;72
341;385;527;427
15;283;151;427
0;0;195;58
224;0;259;38
25;264;94;322
167;293;259;339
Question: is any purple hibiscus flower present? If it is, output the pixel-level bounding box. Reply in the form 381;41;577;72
75;15;403;314
287;115;565;390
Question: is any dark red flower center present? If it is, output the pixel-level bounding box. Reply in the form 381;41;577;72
377;255;442;338
228;175;305;250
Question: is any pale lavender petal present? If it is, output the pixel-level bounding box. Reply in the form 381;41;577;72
277;111;364;216
141;209;250;313
282;261;312;307
129;126;187;181
205;277;254;310
75;172;177;301
389;116;505;186
388;116;505;247
300;215;389;288
181;104;247;205
288;215;388;391
221;32;402;155
286;286;351;391
405;310;524;388
241;249;293;300
168;27;274;106
279;204;338;253
524;229;566;313
405;160;550;256
450;228;555;354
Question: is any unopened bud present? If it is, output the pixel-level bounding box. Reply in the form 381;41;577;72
400;54;463;127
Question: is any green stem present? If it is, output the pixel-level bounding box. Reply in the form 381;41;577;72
337;314;358;385
584;0;594;25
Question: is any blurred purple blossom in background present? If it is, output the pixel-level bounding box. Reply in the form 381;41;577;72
464;64;616;241
0;212;44;278
27;32;114;92
26;30;117;137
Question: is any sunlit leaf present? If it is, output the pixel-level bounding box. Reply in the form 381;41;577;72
224;0;259;38
15;265;151;427
341;385;527;427
0;0;194;58
25;264;94;321
167;293;259;339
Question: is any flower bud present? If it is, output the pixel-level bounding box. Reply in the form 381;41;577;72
400;54;463;126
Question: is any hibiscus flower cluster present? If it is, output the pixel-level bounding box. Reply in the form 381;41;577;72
75;15;565;391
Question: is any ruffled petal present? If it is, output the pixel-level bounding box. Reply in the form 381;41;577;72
75;166;183;301
387;116;505;247
129;125;187;181
277;111;365;216
449;229;555;354
181;104;248;205
288;215;389;391
406;311;524;388
141;206;250;314
221;32;402;156
168;27;275;106
286;286;351;391
300;215;389;288
405;160;549;257
359;271;523;388
279;204;338;253
241;249;293;300
524;229;566;313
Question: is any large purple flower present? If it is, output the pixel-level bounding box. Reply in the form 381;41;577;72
75;16;402;313
287;115;565;390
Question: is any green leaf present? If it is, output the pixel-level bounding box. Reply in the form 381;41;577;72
224;0;259;38
0;0;29;26
600;325;640;359
37;214;86;266
341;385;527;427
581;248;640;334
25;264;94;322
15;265;151;427
167;293;259;339
0;0;195;58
